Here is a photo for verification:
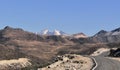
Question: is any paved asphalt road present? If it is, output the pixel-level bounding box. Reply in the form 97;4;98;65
94;56;120;70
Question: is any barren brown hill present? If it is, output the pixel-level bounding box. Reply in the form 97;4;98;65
0;26;120;69
0;26;74;69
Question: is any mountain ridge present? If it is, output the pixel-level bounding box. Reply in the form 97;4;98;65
0;26;120;69
92;27;120;43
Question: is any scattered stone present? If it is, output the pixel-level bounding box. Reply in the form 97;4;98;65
38;54;93;70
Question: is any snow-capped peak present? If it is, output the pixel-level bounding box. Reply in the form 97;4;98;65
41;29;49;35
53;29;61;35
39;29;68;36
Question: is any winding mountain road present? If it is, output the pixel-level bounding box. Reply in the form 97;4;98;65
93;56;120;70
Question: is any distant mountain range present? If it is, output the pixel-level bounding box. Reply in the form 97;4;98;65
2;26;120;43
36;27;120;43
0;26;120;69
39;29;87;39
94;27;120;37
92;27;120;43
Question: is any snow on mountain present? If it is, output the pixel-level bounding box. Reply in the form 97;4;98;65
95;27;120;37
40;29;49;35
53;29;61;35
93;27;120;43
40;29;68;36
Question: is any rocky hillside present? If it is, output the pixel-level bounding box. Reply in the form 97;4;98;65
0;26;46;44
91;27;120;43
0;26;75;69
38;54;93;70
70;27;120;44
0;26;120;69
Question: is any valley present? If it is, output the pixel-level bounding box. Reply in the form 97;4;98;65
0;26;120;70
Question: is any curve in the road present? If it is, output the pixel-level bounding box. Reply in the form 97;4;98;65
93;56;120;70
91;57;98;70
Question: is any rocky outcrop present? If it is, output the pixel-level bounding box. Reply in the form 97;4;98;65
38;54;93;70
109;48;120;57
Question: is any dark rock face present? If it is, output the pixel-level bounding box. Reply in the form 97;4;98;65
111;27;120;32
94;30;107;37
109;48;120;57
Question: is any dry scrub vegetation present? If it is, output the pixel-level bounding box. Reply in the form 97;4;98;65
39;54;93;70
0;26;120;69
0;58;31;70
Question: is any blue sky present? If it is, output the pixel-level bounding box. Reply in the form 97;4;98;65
0;0;120;36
